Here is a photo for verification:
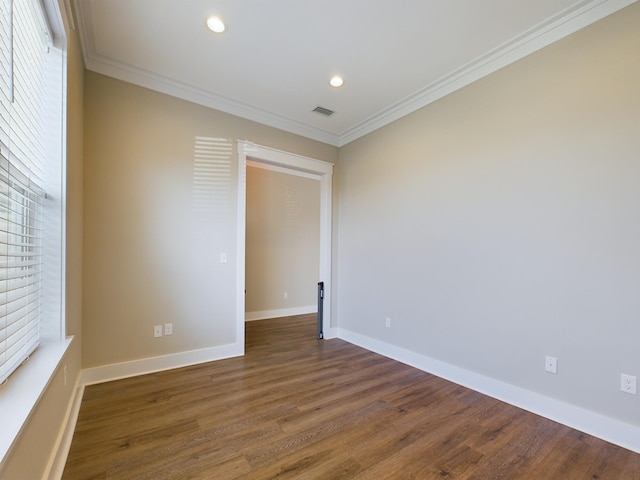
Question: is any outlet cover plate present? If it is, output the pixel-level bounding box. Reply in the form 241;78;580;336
545;356;557;374
621;373;637;395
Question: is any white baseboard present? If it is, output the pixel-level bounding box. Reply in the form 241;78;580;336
45;379;84;480
0;338;73;475
81;342;244;386
337;327;640;454
245;305;316;322
321;327;337;340
45;342;244;479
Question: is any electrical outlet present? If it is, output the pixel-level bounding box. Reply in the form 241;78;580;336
154;325;163;338
164;323;173;336
385;317;391;328
545;356;557;374
621;374;637;395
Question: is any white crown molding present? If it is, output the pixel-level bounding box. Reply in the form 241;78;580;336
87;56;342;147
73;0;338;146
338;0;637;146
338;327;640;454
75;0;635;148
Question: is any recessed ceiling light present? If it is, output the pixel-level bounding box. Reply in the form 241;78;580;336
330;75;344;88
206;16;226;33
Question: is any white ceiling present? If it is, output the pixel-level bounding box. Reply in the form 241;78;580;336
72;0;634;146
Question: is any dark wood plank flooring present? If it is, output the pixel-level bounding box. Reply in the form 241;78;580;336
63;315;640;479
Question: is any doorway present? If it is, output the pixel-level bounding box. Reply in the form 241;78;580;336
245;163;320;320
236;141;334;350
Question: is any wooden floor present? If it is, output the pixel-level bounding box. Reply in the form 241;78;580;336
63;315;640;479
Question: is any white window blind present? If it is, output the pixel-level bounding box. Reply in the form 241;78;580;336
0;0;50;384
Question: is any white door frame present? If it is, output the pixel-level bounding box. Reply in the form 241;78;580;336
236;141;334;348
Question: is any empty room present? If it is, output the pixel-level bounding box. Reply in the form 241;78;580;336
0;0;639;479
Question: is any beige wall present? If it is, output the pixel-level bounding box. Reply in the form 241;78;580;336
82;72;337;367
246;166;320;315
0;0;85;477
5;4;636;476
337;4;640;426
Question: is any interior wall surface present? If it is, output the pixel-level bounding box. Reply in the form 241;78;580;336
336;4;639;427
82;72;337;368
245;166;320;315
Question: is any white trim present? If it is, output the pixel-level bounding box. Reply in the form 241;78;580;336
237;141;335;342
0;338;73;470
241;142;333;175
44;379;84;480
337;328;640;454
89;59;341;147
74;0;635;147
338;0;637;145
245;305;317;322
80;343;243;386
247;159;321;181
73;0;338;146
236;142;247;353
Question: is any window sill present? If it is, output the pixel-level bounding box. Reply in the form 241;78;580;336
0;337;73;467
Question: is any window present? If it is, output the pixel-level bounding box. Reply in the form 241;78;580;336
0;0;64;384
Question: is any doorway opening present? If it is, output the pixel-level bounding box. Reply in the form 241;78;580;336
245;162;320;321
236;141;334;350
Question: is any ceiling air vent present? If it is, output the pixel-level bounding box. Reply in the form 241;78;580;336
313;106;334;116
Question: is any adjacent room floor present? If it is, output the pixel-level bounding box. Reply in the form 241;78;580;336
63;314;640;479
